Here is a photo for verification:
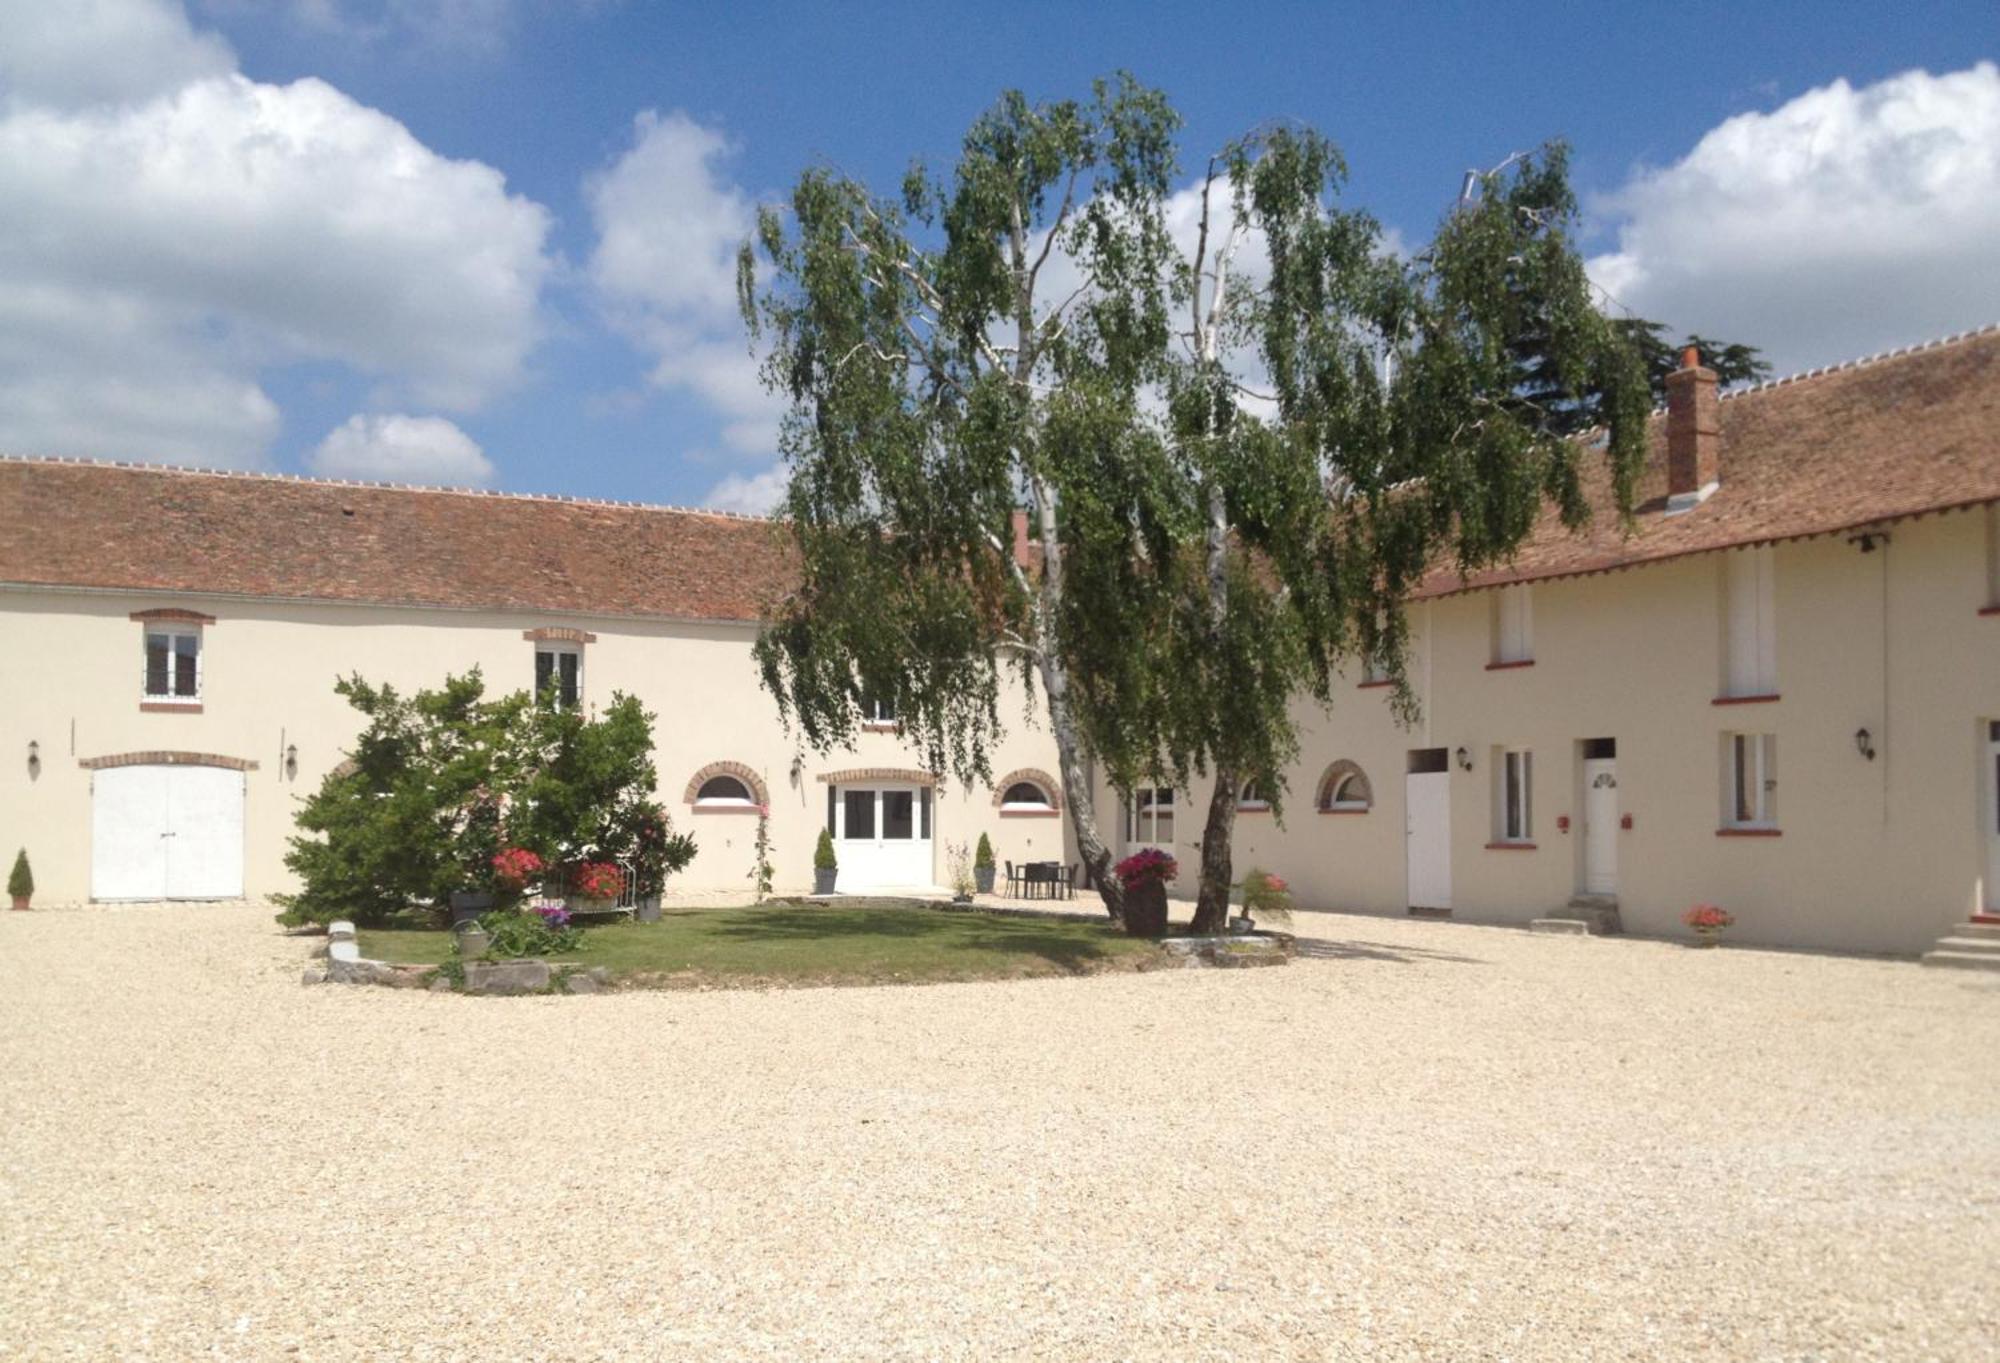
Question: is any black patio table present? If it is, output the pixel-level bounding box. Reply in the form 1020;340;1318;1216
1022;861;1070;900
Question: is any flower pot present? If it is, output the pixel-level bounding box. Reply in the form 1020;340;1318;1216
635;896;661;924
448;891;494;927
1228;914;1255;935
974;865;996;895
1692;927;1721;948
813;868;838;896
1124;878;1168;937
10;894;28;912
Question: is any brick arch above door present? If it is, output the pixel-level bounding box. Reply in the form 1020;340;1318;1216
816;767;938;787
80;750;259;772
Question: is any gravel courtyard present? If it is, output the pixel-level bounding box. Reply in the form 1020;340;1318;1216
3;903;1996;1361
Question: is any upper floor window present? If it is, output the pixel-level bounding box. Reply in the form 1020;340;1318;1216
535;644;582;711
1490;584;1533;666
1723;732;1778;830
144;625;201;703
1493;747;1534;843
861;694;897;727
1721;546;1777;698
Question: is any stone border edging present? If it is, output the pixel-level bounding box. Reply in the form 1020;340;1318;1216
300;920;609;995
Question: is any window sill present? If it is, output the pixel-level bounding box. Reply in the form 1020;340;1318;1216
692;804;761;815
1716;827;1782;837
1357;679;1394;690
859;721;901;733
998;808;1060;818
1319;807;1369;815
1485;659;1535;671
140;701;202;713
1236;805;1272;815
1484;841;1537;850
1712;693;1781;706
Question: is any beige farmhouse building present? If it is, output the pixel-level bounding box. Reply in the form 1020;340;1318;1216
3;327;1997;956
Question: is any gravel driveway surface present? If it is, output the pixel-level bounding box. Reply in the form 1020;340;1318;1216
3;902;1996;1361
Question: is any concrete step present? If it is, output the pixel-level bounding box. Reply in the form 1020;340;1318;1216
1566;894;1618;910
1530;918;1590;936
1920;950;2000;973
1928;935;2000;956
1951;920;2000;939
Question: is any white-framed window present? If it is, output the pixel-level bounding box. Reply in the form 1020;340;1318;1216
1985;505;1999;608
1319;761;1372;812
535;644;582;710
694;775;756;809
1490;584;1533;665
1125;787;1175;846
1361;650;1392;685
1493;747;1533;842
1722;546;1778;697
1237;779;1270;812
1000;780;1055;812
1724;732;1778;829
861;694;897;726
143;625;201;702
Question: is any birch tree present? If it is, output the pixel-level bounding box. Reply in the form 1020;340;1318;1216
739;78;1649;930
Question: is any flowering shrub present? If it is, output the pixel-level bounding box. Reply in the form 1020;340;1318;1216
490;846;545;891
532;903;571;929
1240;867;1293;922
472;908;582;959
1683;903;1734;931
571;862;625;902
1114;847;1179;890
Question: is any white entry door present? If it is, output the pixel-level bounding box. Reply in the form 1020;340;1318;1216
1582;757;1619;896
1405;768;1452;911
1986;722;2000;911
833;784;933;891
92;765;245;901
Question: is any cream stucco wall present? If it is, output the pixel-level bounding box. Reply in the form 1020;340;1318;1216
1093;508;2000;956
0;591;1073;905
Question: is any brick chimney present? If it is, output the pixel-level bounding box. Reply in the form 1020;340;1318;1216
1010;509;1032;567
1664;345;1720;510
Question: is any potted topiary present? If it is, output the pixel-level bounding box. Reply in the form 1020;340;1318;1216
973;833;997;895
8;849;31;911
813;828;838;896
1236;867;1294;934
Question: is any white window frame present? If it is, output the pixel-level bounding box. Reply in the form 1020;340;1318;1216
142;624;202;703
999;780;1055;813
1721;546;1778;697
1237;779;1270;812
693;775;757;810
1494;747;1534;843
535;643;583;711
1490;584;1533;665
861;694;898;727
1326;770;1370;811
1125;787;1176;847
1724;732;1779;829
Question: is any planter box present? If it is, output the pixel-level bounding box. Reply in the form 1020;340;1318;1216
814;868;838;896
974;865;996;895
1124;879;1168;937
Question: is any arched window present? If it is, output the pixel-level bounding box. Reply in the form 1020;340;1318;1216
1002;781;1053;811
1237;779;1271;812
1317;760;1372;813
696;775;755;807
993;768;1062;815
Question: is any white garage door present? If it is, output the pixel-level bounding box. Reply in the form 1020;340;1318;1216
92;765;245;901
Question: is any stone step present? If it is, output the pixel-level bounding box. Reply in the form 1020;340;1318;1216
1530;918;1590;936
1928;935;2000;956
1920;950;2000;973
1950;920;2000;939
1566;894;1618;910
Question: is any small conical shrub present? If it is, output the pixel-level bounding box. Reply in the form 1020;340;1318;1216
813;827;837;871
974;832;995;869
7;849;32;899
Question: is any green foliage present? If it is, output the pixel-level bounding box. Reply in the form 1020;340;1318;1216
1239;867;1293;924
7;848;31;898
974;832;995;870
750;807;775;902
1612;319;1772;402
275;670;693;927
470;909;583;960
813;827;838;872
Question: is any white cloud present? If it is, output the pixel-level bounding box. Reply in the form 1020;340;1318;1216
588;110;784;458
703;464;787;516
0;0;553;468
0;0;234;109
1589;63;2000;374
308;412;494;485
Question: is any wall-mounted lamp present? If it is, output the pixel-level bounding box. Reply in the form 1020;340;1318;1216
1454;746;1473;772
285;744;298;780
1854;727;1876;761
789;753;804;787
26;739;39;778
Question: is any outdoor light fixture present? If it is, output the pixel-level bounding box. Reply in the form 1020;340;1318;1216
1854;728;1876;761
26;740;39;778
285;744;299;780
1455;746;1472;772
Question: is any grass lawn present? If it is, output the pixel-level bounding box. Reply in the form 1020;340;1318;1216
357;902;1159;987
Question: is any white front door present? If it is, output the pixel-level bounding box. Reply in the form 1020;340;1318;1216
1986;722;2000;911
92;765;245;901
1405;769;1451;910
1582;757;1619;897
833;784;933;890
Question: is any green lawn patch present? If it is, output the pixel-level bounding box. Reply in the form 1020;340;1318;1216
357;903;1159;989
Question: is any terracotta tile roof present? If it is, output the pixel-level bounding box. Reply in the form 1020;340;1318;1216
1418;324;2000;597
0;460;794;622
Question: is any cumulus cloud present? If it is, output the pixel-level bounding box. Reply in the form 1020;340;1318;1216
1588;63;2000;374
1;0;234;109
702;464;787;516
588;110;784;459
308;412;494;485
0;0;553;468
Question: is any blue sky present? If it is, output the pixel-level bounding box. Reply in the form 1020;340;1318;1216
1;2;1995;511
